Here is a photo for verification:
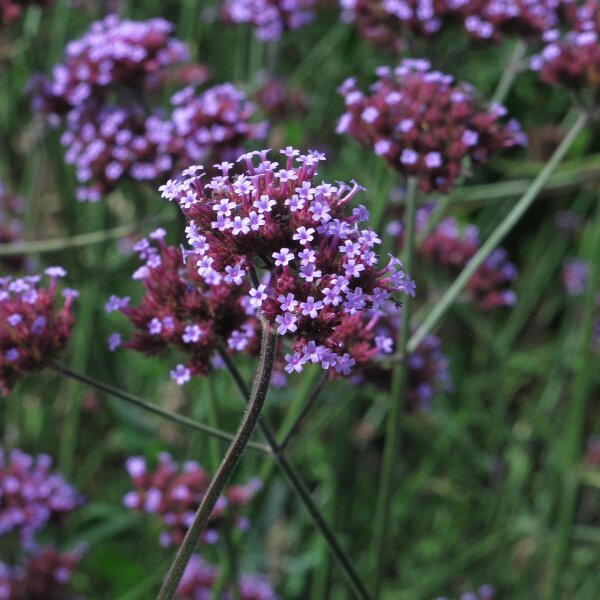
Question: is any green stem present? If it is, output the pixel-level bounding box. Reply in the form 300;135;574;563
278;371;328;453
371;176;419;599
217;349;372;600
53;364;270;455
157;324;278;600
491;40;527;106
408;112;589;354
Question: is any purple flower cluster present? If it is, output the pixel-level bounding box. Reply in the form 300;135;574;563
387;206;517;309
105;231;260;383
562;257;589;296
33;16;265;202
220;0;316;41
338;60;526;193
341;0;564;52
0;269;77;395
531;2;600;97
254;75;310;122
166;147;414;376
0;449;83;548
435;583;496;600
176;554;278;600
123;453;262;546
0;546;85;600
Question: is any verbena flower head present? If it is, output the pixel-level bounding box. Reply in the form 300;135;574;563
176;554;278;600
531;5;600;101
168;147;414;375
106;231;259;382
337;60;526;193
123;453;262;546
341;0;563;51
254;75;310;121
0;449;83;547
0;269;77;395
33;15;188;116
32;16;264;202
220;0;316;41
562;257;589;296
417;212;517;309
0;545;85;600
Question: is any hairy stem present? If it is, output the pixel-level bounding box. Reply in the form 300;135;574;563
409;111;589;353
217;349;372;600
157;324;278;600
371;176;419;598
53;363;271;455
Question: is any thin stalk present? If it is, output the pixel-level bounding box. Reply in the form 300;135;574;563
217;349;372;600
157;324;278;600
408;111;589;354
53;364;270;455
278;371;328;452
491;40;527;106
371;176;419;599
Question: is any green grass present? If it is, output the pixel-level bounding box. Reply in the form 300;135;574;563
1;1;600;599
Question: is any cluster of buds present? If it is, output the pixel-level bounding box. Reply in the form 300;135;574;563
0;546;85;600
340;0;564;51
176;554;278;600
435;584;496;600
32;16;264;201
562;257;589;296
0;449;83;547
105;230;260;384
337;60;525;193
220;0;316;41
0;181;26;272
388;207;518;309
165;147;415;376
123;453;262;546
336;308;452;410
531;4;600;98
0;268;77;395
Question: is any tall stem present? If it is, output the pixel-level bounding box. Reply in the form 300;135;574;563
157;324;278;600
491;40;527;106
409;112;588;354
217;349;373;600
371;177;419;598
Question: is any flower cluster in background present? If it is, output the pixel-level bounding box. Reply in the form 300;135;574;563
562;257;589;296
337;60;526;193
123;453;262;546
254;75;310;122
388;205;518;309
341;0;564;51
220;0;316;41
435;583;496;600
0;449;85;599
166;147;414;376
32;15;265;201
0;0;53;27
0;546;85;600
176;554;278;600
531;2;600;97
0;269;77;395
105;230;260;383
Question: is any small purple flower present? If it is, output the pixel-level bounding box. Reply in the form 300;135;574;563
182;324;204;344
170;364;191;385
108;333;122;352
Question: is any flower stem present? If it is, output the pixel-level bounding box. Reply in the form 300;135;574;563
52;363;270;455
409;111;589;354
491;39;527;106
371;176;419;599
217;349;372;600
157;324;278;600
278;371;328;453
